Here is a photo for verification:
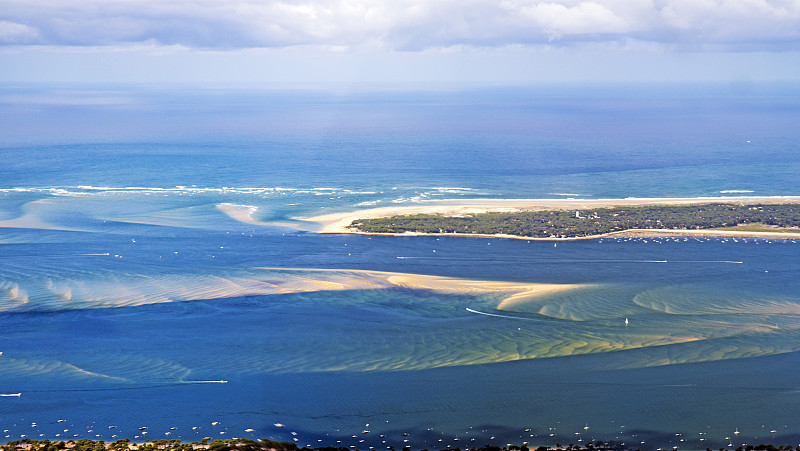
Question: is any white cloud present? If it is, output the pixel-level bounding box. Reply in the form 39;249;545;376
0;20;38;43
1;0;799;50
658;0;800;38
507;2;630;40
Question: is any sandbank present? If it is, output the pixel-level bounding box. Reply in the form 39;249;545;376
296;196;800;240
258;267;585;309
215;203;299;229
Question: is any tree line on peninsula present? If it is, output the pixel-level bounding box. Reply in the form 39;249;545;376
348;204;800;238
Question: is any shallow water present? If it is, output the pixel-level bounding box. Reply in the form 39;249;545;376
2;84;800;449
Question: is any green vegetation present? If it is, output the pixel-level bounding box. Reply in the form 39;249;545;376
716;223;800;233
348;203;800;239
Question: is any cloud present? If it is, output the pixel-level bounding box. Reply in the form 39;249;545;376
1;0;799;51
657;0;800;49
0;20;39;43
504;1;631;40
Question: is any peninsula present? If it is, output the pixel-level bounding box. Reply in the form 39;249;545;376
302;197;800;240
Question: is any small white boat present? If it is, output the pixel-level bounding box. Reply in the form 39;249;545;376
0;393;21;397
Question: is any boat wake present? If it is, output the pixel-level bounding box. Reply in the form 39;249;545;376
465;307;546;322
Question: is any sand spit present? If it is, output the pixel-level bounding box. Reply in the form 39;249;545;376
0;199;84;231
216;203;261;224
1;267;582;313
258;267;585;309
215;203;300;229
297;196;800;240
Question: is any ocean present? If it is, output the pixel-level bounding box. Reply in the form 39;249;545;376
1;83;800;450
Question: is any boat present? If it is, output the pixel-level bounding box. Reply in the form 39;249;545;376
0;393;21;397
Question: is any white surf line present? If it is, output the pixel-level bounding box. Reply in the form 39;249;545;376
465;307;545;322
1;393;21;397
182;380;228;384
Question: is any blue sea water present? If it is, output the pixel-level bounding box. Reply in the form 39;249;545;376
1;83;800;450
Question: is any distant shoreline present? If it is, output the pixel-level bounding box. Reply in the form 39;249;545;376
298;196;800;240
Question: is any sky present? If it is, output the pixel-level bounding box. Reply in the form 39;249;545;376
1;0;800;85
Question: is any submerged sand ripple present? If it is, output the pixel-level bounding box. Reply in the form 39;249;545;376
3;266;799;377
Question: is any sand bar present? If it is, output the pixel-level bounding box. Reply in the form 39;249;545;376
297;196;800;240
258;267;586;308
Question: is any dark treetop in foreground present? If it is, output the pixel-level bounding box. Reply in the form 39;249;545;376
348;204;800;239
4;438;799;451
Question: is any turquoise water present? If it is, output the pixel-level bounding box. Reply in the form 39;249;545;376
1;84;800;449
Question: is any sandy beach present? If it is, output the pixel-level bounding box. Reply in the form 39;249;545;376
297;196;800;240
